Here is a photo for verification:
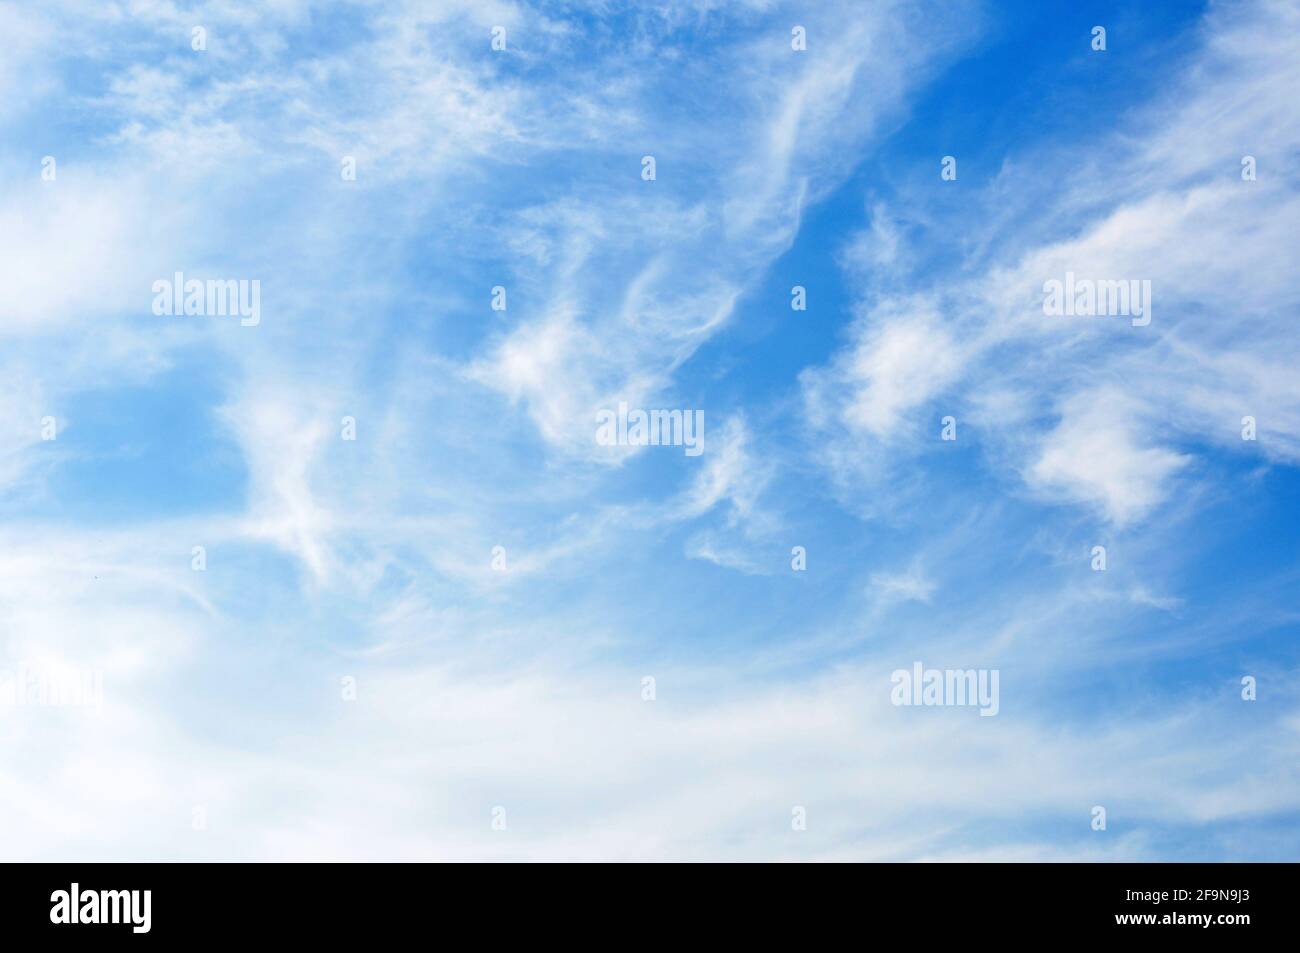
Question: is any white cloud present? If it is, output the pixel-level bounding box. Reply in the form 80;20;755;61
802;0;1300;527
673;416;767;520
3;0;1295;864
468;0;979;458
1027;391;1190;526
870;564;937;604
218;394;335;583
2;626;1294;859
816;303;967;440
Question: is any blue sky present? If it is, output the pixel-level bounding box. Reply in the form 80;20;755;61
1;0;1298;860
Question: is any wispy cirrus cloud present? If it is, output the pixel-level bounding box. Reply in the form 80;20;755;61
1;0;1297;863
